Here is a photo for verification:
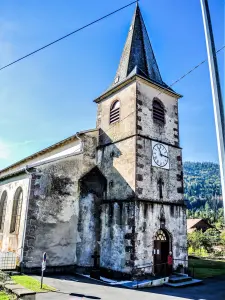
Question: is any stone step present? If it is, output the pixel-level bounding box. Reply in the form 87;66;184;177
6;271;21;276
4;283;36;300
169;276;193;283
172;272;189;277
121;277;169;289
165;278;203;288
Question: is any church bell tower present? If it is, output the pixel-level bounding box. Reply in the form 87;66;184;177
94;3;187;277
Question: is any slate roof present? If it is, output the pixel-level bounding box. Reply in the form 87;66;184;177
110;3;170;90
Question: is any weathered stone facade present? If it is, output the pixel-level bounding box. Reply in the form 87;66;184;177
0;4;187;278
94;75;187;275
0;131;100;269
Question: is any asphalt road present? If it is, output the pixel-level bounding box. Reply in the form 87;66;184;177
35;274;225;300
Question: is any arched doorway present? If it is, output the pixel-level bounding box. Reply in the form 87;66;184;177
153;229;170;275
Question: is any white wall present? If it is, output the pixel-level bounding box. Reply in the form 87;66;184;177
0;174;30;261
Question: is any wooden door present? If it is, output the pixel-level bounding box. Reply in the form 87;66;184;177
153;240;162;275
153;230;169;276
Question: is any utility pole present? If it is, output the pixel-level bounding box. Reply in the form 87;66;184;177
200;0;225;222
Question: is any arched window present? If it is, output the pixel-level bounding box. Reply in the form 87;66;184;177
153;99;165;124
0;191;7;233
154;229;167;241
110;100;120;124
10;187;23;234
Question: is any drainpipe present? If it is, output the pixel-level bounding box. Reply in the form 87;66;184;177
20;165;32;266
76;132;84;152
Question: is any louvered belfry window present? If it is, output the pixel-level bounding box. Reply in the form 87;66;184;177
110;100;120;124
153;98;165;124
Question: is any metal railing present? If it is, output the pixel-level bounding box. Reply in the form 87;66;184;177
131;262;171;289
132;259;190;281
132;262;168;279
0;252;17;270
173;258;194;277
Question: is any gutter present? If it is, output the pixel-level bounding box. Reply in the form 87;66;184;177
20;165;32;264
76;132;84;152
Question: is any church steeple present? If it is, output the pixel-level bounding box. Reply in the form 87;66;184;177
111;3;165;89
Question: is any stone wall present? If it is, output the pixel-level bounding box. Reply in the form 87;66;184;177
96;77;186;276
96;81;136;145
135;201;188;271
135;136;183;203
97;136;136;200
100;201;135;274
133;78;187;272
23;134;98;268
76;167;106;267
136;78;180;147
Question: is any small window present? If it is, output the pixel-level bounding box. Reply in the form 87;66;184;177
110;100;120;124
153;98;165;124
10;187;23;234
0;191;7;233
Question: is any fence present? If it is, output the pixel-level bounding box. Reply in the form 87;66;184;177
132;262;168;281
132;259;190;281
0;252;17;270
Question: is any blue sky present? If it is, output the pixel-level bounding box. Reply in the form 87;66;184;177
0;0;224;169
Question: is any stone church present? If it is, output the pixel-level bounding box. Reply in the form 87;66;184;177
0;4;187;277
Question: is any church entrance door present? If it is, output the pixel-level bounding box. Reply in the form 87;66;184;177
153;229;170;276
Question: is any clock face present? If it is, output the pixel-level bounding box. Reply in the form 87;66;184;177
152;143;169;168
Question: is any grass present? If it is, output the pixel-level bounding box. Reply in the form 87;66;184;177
0;291;10;300
11;275;56;293
189;258;225;279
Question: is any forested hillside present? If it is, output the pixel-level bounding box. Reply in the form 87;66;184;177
183;162;224;226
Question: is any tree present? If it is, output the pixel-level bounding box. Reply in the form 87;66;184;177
221;231;225;246
204;228;220;246
188;230;213;253
184;162;224;230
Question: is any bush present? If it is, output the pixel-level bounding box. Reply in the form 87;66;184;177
221;231;225;246
188;230;213;253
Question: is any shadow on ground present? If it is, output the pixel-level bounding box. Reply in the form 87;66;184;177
70;293;101;299
33;273;225;300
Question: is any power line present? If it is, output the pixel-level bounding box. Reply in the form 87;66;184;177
169;45;225;89
155;45;224;98
0;0;138;72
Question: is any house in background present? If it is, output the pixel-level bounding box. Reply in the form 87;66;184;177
187;219;214;233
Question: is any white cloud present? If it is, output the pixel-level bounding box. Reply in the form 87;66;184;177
0;20;17;65
0;139;36;160
0;138;57;163
0;139;11;160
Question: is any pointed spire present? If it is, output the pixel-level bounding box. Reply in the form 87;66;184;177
111;3;165;88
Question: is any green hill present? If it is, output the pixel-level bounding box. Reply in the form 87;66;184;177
183;161;223;225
